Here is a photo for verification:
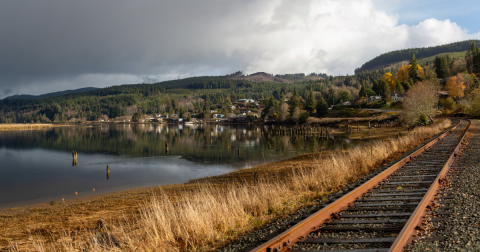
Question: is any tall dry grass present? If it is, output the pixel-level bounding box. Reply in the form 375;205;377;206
13;119;451;252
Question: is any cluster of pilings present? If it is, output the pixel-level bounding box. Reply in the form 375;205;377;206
341;124;364;134
270;126;331;137
72;150;77;166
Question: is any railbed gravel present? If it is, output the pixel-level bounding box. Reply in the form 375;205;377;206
405;120;480;252
216;121;458;252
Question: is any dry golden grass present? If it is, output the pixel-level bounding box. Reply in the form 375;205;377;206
307;115;390;125
0;124;70;131
0;120;452;251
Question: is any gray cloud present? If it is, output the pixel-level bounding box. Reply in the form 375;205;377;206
3;89;12;96
0;0;479;99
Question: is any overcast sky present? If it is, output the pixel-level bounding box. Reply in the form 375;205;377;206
1;0;480;99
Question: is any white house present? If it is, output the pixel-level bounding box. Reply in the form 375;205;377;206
369;96;382;103
237;99;255;103
390;91;404;102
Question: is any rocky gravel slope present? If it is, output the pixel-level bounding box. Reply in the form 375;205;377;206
405;120;480;251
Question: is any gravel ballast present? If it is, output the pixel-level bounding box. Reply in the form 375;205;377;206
405;120;480;251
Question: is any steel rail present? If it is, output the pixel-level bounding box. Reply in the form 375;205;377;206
389;119;471;252
250;121;462;252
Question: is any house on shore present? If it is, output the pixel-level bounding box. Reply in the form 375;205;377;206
369;95;382;103
237;99;255;103
391;91;404;102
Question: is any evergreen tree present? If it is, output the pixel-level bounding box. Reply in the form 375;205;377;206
396;81;404;94
466;44;474;73
204;96;210;112
408;54;423;83
434;56;449;79
230;91;237;103
473;45;480;74
304;88;316;114
372;80;381;95
261;96;276;118
279;92;286;105
289;90;301;116
449;57;455;70
359;85;366;97
380;80;391;103
316;97;328;117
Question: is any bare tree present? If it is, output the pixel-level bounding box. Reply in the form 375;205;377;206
402;80;438;126
291;107;301;122
279;103;289;122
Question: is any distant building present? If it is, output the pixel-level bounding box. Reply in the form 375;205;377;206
369;96;382;103
438;91;449;99
390;91;404;102
168;118;183;124
237;99;255;103
341;101;352;106
212;114;225;118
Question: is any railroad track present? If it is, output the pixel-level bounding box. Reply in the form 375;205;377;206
250;120;470;252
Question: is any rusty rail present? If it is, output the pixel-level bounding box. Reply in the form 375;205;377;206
250;121;462;252
389;119;471;251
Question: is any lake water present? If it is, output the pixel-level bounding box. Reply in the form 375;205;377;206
0;124;363;209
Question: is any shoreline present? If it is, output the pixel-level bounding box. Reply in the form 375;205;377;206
0;119;451;250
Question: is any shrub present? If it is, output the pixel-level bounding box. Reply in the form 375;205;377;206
419;114;429;125
298;112;310;124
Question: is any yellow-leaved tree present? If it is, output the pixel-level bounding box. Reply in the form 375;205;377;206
382;72;396;91
445;74;465;98
396;65;409;82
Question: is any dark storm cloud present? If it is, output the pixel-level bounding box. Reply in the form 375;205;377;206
0;0;268;97
0;0;478;98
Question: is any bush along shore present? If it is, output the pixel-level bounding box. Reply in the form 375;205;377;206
0;119;452;251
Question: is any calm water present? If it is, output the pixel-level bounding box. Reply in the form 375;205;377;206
0;124;362;209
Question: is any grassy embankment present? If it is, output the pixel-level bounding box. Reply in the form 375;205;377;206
0;119;452;251
0;124;70;131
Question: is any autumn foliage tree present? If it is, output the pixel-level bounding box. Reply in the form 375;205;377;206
445;74;465;99
402;80;438;126
382;72;396;91
396;65;409;82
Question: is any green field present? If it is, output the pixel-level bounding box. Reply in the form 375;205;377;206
418;51;466;66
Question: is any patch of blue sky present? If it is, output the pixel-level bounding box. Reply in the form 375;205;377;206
373;0;480;33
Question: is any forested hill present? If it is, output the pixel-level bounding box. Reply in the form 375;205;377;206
355;40;480;73
4;87;99;100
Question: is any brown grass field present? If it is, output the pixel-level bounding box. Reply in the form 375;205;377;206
0;120;452;251
0;124;71;131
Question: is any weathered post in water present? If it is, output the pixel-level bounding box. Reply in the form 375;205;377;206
72;150;77;167
106;165;110;180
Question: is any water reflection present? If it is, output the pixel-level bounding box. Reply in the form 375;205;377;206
0;124;366;209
